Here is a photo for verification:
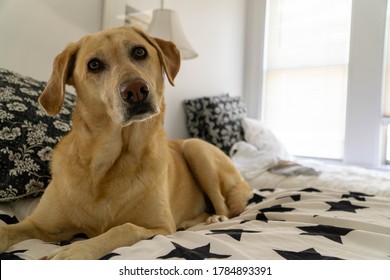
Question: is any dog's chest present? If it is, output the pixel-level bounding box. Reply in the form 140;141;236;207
53;132;169;235
68;170;164;236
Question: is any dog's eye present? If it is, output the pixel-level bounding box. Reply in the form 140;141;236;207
132;46;147;60
87;58;105;73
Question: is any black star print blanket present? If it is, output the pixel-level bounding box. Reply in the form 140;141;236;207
1;148;390;259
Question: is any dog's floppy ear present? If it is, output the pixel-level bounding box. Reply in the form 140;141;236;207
39;43;78;116
152;37;181;86
135;28;181;86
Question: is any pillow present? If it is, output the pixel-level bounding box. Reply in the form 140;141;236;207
0;68;76;202
242;117;291;160
183;94;247;154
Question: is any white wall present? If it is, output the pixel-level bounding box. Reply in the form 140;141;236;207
0;0;103;81
0;0;246;139
161;0;246;139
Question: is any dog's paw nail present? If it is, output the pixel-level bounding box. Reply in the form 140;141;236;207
206;215;228;224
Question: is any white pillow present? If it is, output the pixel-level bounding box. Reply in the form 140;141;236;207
242;118;291;160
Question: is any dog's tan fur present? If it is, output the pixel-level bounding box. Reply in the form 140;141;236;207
0;26;251;259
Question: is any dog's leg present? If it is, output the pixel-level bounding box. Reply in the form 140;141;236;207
182;140;229;217
0;221;39;252
0;218;75;253
0;189;83;253
43;223;171;260
181;139;251;221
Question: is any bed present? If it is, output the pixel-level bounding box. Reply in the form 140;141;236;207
1;68;390;260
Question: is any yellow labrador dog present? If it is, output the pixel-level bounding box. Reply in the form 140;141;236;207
0;26;251;259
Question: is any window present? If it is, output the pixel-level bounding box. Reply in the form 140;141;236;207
262;0;352;159
244;0;388;167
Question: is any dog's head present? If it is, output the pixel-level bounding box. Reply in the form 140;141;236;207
39;26;180;126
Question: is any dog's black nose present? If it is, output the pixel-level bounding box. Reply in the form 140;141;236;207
120;79;149;104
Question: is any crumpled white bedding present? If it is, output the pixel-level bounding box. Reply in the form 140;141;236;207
231;141;390;198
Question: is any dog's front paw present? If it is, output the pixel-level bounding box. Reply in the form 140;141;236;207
43;241;97;260
205;215;228;224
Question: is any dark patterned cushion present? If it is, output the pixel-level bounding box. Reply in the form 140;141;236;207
183;94;247;154
0;68;75;202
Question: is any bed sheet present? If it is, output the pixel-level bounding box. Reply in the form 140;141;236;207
1;181;389;260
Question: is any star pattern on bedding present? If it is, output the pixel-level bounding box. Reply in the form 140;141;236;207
277;194;301;202
0;214;18;225
299;187;322;193
298;225;354;244
256;212;269;222
248;193;266;204
158;242;231;260
100;252;121;260
326;200;368;213
1;182;389;260
256;205;295;222
0;249;27;260
259;205;295;213
274;247;343;260
342;192;374;201
206;229;260;241
259;188;275;192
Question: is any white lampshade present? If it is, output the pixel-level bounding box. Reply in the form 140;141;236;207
147;9;198;60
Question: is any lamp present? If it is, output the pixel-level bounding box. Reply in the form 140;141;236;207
147;0;198;59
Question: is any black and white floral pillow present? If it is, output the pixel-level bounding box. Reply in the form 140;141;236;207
0;68;76;202
183;94;247;154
